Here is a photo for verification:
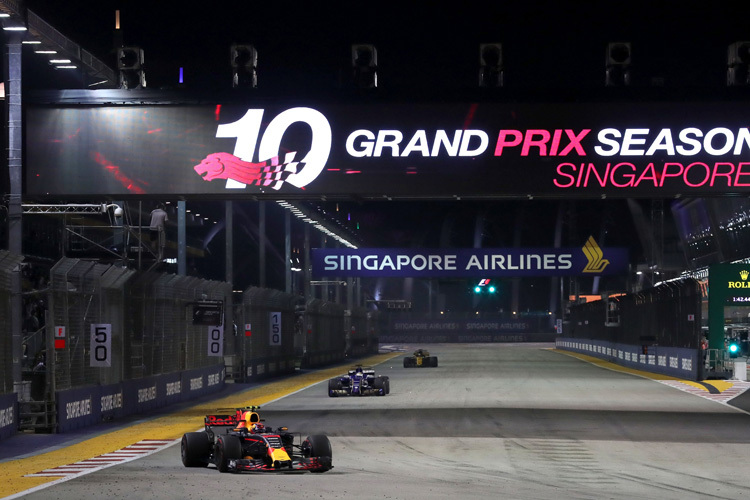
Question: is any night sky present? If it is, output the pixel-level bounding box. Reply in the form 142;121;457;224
23;1;750;92
16;0;750;307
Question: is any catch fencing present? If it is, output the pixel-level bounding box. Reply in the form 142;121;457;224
49;258;231;392
299;299;346;367
345;307;379;358
0;251;22;396
40;258;232;432
557;279;707;380
566;279;702;349
236;287;298;380
0;251;23;440
4;256;383;436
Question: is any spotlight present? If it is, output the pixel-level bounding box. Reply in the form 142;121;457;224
352;44;377;88
231;44;258;88
727;41;750;86
117;47;146;89
479;43;503;87
605;42;631;87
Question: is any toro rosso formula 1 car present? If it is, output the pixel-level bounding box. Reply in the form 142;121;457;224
403;348;438;367
181;406;332;473
328;365;390;397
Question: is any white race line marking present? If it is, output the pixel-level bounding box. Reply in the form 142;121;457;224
24;439;177;478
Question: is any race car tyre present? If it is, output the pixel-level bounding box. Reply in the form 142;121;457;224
215;434;242;473
328;378;342;397
372;377;386;395
181;431;211;467
303;434;333;471
403;357;413;368
430;356;438;367
385;379;391;394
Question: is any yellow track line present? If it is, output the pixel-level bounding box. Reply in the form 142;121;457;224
0;352;400;499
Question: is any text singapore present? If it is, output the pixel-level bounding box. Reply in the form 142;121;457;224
344;126;750;189
323;253;573;272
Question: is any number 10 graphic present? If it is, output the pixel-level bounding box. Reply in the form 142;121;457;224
217;107;332;189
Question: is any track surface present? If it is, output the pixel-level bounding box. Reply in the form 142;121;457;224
5;344;750;499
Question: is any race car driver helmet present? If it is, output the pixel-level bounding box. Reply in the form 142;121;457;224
235;410;261;431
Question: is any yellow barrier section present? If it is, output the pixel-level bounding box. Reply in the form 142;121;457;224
0;352;400;499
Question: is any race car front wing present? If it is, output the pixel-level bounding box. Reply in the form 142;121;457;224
228;456;333;472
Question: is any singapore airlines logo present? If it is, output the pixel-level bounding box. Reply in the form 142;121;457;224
582;236;610;273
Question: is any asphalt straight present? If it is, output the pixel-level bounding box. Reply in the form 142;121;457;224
4;344;750;500
0;352;401;499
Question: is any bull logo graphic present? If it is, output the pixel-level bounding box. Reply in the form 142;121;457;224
193;152;301;190
582;236;610;273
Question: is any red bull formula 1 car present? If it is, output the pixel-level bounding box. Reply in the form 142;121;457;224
180;406;332;473
328;365;390;397
403;348;438;367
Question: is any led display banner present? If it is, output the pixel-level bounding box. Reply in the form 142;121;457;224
312;238;628;278
25;101;750;198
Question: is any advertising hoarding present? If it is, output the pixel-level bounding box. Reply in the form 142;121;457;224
25;101;750;199
312;238;628;278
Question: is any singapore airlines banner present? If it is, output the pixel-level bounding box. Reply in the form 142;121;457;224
312;237;628;278
25;100;750;198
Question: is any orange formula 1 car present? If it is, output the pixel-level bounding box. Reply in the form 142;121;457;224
181;406;332;473
403;348;438;367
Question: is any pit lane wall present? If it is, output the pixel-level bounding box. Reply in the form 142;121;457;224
555;279;703;381
0;392;17;441
55;364;224;432
555;338;700;380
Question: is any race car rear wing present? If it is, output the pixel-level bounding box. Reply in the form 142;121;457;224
204;406;265;429
204;414;237;427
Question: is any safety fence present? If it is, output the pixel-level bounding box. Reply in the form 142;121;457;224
2;256;382;437
49;258;232;391
346;307;380;358
557;279;711;380
235;287;298;381
0;251;22;440
566;279;702;348
299;299;346;367
0;251;22;396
